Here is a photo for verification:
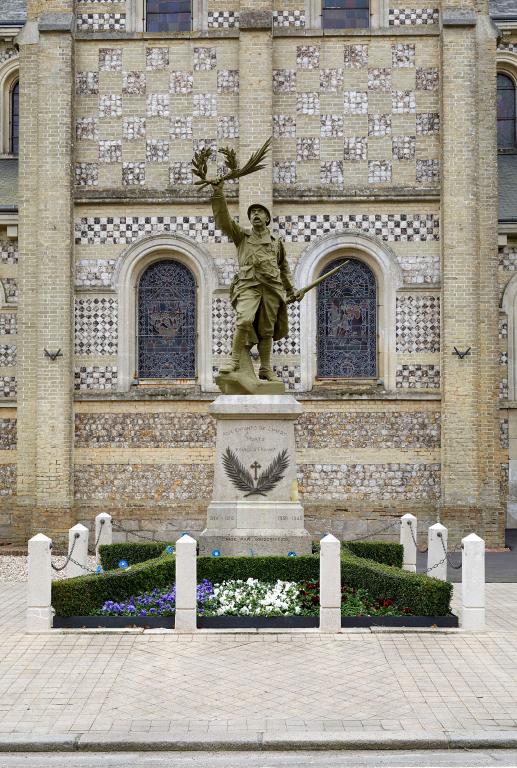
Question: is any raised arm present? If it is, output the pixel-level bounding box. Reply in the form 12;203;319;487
211;181;246;246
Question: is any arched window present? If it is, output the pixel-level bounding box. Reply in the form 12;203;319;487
137;260;196;379
9;80;19;155
146;0;192;31
497;73;516;150
317;257;377;378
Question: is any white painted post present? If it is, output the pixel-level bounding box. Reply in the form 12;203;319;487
400;513;417;572
427;523;448;581
95;513;112;565
175;534;197;632
461;533;485;630
65;523;89;578
27;534;53;633
319;534;341;633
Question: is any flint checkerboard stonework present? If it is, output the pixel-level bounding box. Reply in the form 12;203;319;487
0;0;506;548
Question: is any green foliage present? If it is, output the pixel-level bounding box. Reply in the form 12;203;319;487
344;541;403;568
51;554;176;617
197;555;319;584
99;541;170;570
54;541;451;617
341;551;452;616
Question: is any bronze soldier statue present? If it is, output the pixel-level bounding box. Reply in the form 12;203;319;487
211;180;302;382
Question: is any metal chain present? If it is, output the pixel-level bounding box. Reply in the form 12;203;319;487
344;517;401;543
439;534;462;570
94;519;106;550
407;520;428;554
50;533;79;572
422;552;448;575
111;520;158;543
67;555;99;575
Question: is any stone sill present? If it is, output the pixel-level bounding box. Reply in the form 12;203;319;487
74;389;441;402
275;25;439;36
75;26;439;40
274;185;440;202
75;186;439;205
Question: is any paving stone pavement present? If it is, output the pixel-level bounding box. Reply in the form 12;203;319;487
1;582;517;741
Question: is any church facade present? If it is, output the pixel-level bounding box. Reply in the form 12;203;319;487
0;0;515;546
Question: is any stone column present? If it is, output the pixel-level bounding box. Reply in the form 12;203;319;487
27;532;53;632
427;522;448;581
175;534;197;632
16;4;75;541
440;4;501;544
461;532;485;630
238;0;273;223
400;513;417;572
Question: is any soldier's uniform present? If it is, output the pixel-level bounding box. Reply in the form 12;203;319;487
211;185;297;378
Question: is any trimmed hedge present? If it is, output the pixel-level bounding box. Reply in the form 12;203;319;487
344;541;403;569
341;551;452;616
99;541;170;571
53;549;451;617
100;539;403;571
52;554;176;617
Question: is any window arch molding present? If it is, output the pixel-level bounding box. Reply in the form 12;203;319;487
294;232;402;391
114;233;218;392
496;60;517;150
502;273;517;400
0;56;19;155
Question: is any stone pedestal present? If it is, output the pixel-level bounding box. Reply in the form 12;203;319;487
200;395;312;556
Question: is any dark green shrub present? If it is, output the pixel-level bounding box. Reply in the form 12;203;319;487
197;555;319;583
341;551;452;615
53;548;451;617
344;541;403;568
52;554;175;617
99;541;170;570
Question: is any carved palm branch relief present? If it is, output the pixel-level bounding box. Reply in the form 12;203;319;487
222;447;289;497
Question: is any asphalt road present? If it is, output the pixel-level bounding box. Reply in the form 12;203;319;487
416;529;517;582
2;752;517;768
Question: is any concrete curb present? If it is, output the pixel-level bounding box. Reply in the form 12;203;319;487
2;730;517;752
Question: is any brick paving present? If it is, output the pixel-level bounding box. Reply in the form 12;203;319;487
1;583;517;740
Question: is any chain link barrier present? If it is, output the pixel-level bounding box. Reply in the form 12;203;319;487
343;517;401;542
50;532;80;572
94;518;106;550
112;520;159;542
439;533;463;570
407;520;428;554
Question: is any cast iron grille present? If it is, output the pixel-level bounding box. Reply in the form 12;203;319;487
10;81;19;156
322;0;369;29
138;260;196;379
146;0;192;31
497;73;516;149
317;257;377;378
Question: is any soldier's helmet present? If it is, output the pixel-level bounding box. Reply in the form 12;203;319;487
247;203;271;226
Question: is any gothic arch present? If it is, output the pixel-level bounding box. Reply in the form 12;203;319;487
114;233;218;391
0;55;19;155
294;231;403;391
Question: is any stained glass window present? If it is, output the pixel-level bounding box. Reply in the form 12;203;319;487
317;258;377;378
497;74;516;149
10;81;19;156
138;260;196;379
146;0;192;31
322;0;369;29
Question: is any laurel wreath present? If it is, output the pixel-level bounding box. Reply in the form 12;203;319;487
222;447;289;497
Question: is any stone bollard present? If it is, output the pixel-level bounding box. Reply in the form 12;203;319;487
400;513;417;572
461;533;485;630
65;523;89;578
427;523;448;581
95;513;113;565
27;534;53;633
319;534;341;633
175;534;197;632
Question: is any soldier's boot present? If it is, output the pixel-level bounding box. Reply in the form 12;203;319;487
220;328;246;374
258;338;277;382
